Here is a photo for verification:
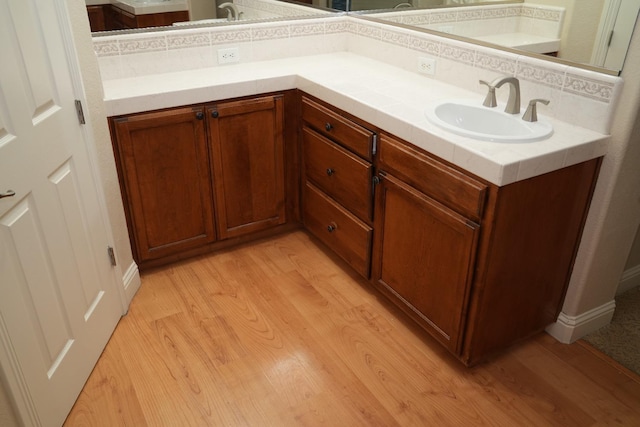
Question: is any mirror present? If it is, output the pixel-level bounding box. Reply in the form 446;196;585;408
359;0;640;74
89;0;639;75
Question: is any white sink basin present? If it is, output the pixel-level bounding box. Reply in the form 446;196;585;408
425;99;553;143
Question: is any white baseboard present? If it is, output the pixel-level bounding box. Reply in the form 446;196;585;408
122;261;141;309
545;300;616;343
617;264;640;295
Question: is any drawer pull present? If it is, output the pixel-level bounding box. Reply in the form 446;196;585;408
195;111;204;120
325;122;333;132
211;110;219;118
326;168;335;176
327;222;337;233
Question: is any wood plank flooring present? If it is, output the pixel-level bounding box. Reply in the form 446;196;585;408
64;231;640;426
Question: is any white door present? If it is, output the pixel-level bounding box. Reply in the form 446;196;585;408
604;0;640;70
592;0;640;70
0;0;124;426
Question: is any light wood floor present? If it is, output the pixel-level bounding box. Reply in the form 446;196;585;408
65;231;640;426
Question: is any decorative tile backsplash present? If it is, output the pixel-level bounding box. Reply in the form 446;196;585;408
376;3;564;41
94;14;621;134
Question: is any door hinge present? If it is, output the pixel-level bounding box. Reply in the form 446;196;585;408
75;99;86;125
607;30;614;47
107;246;117;267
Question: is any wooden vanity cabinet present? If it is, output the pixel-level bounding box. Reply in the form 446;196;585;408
301;96;376;278
111;106;216;264
87;5;108;32
207;95;286;240
109;6;189;30
111;93;289;269
372;132;601;365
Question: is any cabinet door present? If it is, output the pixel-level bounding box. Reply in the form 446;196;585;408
207;95;286;239
112;107;216;263
371;173;479;354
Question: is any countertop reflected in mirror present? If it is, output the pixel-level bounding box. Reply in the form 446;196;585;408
88;0;639;75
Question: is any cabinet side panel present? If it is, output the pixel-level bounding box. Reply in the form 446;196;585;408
464;158;601;364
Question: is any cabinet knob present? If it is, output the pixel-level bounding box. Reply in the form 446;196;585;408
327;222;337;233
211;111;219;118
195;111;204;120
326;168;335;176
325;122;333;132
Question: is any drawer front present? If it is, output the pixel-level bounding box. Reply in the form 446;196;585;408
378;134;488;221
303;182;373;278
303;127;373;221
301;96;375;161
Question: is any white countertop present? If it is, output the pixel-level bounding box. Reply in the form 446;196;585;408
474;33;561;55
102;52;608;187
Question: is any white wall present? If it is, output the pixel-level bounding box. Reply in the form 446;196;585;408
549;12;640;341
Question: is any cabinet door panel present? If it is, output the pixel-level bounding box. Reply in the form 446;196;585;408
208;95;286;239
112;107;216;262
372;173;479;353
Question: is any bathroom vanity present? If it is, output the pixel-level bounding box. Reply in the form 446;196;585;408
100;10;615;366
108;87;600;366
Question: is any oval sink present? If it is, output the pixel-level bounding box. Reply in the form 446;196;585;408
425;100;553;143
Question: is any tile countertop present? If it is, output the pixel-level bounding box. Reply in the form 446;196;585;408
102;52;609;187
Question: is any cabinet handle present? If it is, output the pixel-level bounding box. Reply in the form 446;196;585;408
327;222;337;233
0;189;16;199
211;111;219;118
326;168;335;176
325;122;333;132
195;112;204;120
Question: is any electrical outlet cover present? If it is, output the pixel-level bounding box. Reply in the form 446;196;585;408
218;47;240;64
417;57;436;75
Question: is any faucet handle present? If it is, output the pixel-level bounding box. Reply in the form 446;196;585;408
522;98;550;122
479;80;497;108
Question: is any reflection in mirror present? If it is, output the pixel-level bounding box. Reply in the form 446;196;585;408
361;0;640;74
86;0;337;33
88;0;639;75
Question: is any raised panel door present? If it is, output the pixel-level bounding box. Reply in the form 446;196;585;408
207;95;286;239
371;173;479;354
112;107;216;262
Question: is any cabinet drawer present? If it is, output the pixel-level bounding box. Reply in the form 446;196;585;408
301;96;375;161
303;127;373;221
303;182;373;278
378;134;488;221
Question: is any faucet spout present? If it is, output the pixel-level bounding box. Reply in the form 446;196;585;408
218;2;239;21
491;76;520;114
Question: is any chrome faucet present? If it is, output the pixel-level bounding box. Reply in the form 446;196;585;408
218;2;240;21
479;76;521;114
